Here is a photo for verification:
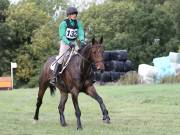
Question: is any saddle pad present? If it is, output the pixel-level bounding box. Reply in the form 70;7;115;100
50;49;78;71
50;55;61;71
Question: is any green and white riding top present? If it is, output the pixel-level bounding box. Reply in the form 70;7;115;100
59;19;85;46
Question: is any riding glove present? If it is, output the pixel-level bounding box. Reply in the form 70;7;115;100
69;42;75;48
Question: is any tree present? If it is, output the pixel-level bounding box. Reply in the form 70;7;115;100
7;2;50;44
24;0;68;17
1;0;68;87
0;0;10;11
175;0;180;41
126;2;178;65
81;1;135;49
80;1;179;68
0;0;11;76
5;2;51;85
0;0;9;22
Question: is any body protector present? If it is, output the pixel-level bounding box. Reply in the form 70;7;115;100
65;19;78;40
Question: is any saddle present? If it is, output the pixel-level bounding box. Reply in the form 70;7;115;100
50;48;76;74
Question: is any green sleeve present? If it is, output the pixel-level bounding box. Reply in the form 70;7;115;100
77;21;85;43
59;21;70;45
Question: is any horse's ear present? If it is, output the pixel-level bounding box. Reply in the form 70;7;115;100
92;37;96;45
99;36;103;44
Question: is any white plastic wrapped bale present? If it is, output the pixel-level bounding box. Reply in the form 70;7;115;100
153;56;176;80
170;63;180;75
138;64;158;84
169;52;180;64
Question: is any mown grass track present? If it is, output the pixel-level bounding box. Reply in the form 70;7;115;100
1;84;180;135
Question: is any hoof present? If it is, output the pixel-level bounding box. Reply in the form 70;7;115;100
103;116;110;124
103;118;110;124
77;126;83;130
33;116;38;121
61;122;67;127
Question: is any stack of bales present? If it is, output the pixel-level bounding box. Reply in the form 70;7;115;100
94;50;133;83
153;56;176;80
138;64;158;84
138;52;180;84
169;52;180;75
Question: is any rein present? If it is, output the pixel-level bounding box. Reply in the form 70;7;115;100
76;52;91;64
76;45;104;65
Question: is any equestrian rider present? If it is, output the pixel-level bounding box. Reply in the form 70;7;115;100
50;6;86;86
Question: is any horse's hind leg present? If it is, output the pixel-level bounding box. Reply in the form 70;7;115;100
71;89;82;130
34;81;48;121
58;90;68;127
85;85;110;123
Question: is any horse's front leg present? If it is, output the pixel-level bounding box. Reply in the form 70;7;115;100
85;85;110;123
71;89;82;130
58;91;68;127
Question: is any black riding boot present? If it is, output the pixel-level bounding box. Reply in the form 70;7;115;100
50;63;62;86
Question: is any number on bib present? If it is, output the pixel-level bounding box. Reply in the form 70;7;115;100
66;28;78;39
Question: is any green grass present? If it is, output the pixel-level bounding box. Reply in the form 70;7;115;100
1;84;180;135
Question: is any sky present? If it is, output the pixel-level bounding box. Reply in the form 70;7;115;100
9;0;20;4
9;0;105;15
9;0;105;5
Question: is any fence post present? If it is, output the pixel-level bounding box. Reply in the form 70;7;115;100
11;62;17;90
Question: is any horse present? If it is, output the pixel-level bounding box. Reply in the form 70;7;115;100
33;37;110;129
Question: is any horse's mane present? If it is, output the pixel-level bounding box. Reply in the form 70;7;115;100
78;42;92;56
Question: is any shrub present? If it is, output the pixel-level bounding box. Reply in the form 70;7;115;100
160;74;180;84
118;71;140;85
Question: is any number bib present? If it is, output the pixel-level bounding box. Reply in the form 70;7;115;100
66;28;78;40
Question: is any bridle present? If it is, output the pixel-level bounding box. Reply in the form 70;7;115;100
76;44;104;65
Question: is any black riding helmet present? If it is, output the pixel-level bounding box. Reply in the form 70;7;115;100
66;7;78;16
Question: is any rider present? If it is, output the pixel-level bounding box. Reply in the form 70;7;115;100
50;6;86;86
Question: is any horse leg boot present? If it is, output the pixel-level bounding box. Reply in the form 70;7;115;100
34;97;42;120
50;63;62;86
58;92;68;127
71;92;82;130
85;85;110;123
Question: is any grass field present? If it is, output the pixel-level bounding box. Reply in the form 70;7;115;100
1;84;180;135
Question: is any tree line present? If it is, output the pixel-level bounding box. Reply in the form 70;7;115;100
0;0;180;87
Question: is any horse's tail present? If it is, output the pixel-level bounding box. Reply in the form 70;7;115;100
49;85;56;96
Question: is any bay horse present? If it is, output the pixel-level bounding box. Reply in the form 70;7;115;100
33;37;110;129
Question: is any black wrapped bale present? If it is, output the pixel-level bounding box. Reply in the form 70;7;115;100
111;50;128;61
110;71;120;81
103;51;111;61
110;60;125;72
111;72;125;81
124;60;133;72
104;61;111;71
94;72;101;81
100;72;111;82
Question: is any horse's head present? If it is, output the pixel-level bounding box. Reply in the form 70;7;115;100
90;37;105;72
